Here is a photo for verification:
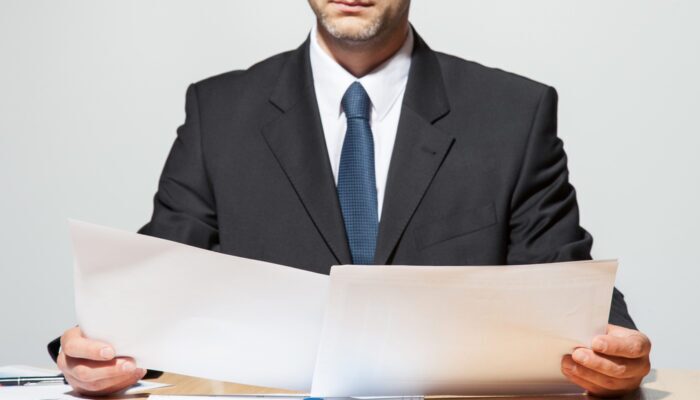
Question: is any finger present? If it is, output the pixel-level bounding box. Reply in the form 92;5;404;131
561;366;620;398
65;356;138;383
571;348;650;379
562;355;641;393
56;351;69;374
93;371;144;396
592;331;651;359
60;326;81;348
62;332;116;361
66;367;146;396
561;368;611;396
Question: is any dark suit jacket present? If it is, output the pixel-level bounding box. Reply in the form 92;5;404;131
48;28;635;363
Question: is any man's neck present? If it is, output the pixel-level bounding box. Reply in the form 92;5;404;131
315;20;410;78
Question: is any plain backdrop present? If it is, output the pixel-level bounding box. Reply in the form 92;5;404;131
1;0;698;370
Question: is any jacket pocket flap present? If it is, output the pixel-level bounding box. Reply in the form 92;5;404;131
415;202;497;250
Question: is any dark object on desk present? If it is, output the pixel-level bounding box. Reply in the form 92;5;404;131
0;375;67;386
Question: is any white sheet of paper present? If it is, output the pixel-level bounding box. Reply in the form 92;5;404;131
0;365;60;378
70;220;329;391
146;397;307;400
147;396;424;400
0;382;171;400
310;261;617;396
70;220;617;397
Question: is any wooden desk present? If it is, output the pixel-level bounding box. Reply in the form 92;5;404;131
135;369;699;399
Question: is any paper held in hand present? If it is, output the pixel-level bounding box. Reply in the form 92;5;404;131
70;220;617;396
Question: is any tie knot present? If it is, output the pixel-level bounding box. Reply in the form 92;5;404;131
342;81;371;120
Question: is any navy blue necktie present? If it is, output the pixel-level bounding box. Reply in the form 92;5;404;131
337;81;378;265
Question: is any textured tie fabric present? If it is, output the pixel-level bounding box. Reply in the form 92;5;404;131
337;81;378;265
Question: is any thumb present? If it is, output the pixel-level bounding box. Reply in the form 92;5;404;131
606;323;636;338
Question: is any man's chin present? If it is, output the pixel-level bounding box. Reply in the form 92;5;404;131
324;19;381;42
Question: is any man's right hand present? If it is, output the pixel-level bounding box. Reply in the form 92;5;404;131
57;326;147;395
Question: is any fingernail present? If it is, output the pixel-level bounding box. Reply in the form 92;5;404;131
573;349;588;363
593;337;607;352
100;347;115;359
562;359;574;371
122;362;136;373
138;368;147;378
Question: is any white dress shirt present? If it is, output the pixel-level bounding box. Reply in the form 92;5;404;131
309;23;414;219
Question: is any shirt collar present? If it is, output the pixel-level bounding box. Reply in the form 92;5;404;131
309;23;414;122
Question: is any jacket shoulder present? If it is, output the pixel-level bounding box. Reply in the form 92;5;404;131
434;51;552;102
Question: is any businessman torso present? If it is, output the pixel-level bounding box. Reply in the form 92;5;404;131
139;29;635;327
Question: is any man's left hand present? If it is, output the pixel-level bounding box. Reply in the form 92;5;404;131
561;324;651;397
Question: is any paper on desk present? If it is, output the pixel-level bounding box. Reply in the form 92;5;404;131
147;397;307;400
311;261;617;396
147;396;424;400
0;382;170;400
70;220;328;392
0;364;60;378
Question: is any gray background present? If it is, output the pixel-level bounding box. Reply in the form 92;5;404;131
1;0;698;370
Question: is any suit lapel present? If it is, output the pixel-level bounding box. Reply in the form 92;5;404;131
261;30;452;266
261;37;352;265
374;30;454;265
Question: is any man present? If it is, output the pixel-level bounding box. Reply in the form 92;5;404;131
50;0;651;397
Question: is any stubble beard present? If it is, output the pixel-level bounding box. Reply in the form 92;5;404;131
317;11;385;44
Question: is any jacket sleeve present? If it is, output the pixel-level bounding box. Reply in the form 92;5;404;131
507;86;636;329
138;83;219;249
